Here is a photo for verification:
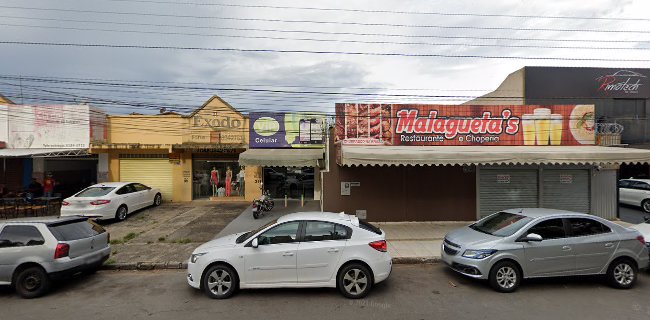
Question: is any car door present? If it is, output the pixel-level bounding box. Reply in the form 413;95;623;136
567;218;619;275
0;225;47;284
297;221;350;283
521;218;575;277
618;180;633;205
628;181;649;207
132;183;153;209
115;184;138;210
244;221;300;285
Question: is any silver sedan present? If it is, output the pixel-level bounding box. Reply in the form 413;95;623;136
442;208;649;292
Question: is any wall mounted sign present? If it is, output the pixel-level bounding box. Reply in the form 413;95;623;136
335;104;595;146
250;112;325;148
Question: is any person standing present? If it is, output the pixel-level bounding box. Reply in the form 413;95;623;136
43;173;56;197
210;167;219;197
225;166;233;197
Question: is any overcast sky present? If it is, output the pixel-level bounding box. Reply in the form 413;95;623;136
0;0;649;115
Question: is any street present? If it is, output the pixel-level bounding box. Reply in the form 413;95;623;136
1;265;649;320
619;204;649;225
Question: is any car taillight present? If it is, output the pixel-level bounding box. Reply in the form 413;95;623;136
90;199;111;205
62;201;70;206
637;235;646;245
369;240;387;252
54;243;70;259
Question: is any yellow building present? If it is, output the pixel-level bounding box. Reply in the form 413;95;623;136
91;96;263;202
0;94;14;104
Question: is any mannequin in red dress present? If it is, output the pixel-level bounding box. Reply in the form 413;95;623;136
210;167;219;197
225;166;233;197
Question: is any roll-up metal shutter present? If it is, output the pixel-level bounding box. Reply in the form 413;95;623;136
541;169;590;213
479;169;538;219
119;158;173;201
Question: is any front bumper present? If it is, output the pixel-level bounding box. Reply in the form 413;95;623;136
441;243;492;280
186;260;201;289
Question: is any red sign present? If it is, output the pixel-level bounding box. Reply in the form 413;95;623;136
335;104;595;146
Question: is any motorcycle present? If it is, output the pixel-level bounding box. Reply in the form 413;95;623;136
252;190;274;219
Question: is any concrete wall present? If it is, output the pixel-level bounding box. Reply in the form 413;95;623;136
463;68;525;106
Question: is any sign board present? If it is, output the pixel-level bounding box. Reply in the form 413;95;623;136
559;174;573;184
185;96;247;145
250;112;325;148
335;104;595;146
496;174;511;184
341;182;351;196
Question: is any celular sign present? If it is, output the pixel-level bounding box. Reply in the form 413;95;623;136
249;112;325;148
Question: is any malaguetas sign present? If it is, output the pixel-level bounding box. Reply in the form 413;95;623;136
335;104;595;146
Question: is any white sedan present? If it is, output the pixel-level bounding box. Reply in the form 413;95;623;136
187;212;392;299
60;182;162;221
619;178;650;213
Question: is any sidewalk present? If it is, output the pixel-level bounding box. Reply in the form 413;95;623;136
377;222;468;263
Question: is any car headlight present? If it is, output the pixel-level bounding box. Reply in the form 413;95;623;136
190;252;207;263
462;249;497;259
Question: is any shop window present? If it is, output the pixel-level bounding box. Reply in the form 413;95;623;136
192;159;243;199
263;167;314;199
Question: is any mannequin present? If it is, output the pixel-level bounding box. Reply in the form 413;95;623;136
237;167;245;197
225;166;233;197
210;167;219;197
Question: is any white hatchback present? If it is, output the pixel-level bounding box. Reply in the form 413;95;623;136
60;182;162;221
187;212;392;299
619;178;650;213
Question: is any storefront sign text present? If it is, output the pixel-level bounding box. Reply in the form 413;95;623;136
596;70;645;95
250;112;325;148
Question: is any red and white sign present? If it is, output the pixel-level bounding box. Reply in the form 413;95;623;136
335;104;595;146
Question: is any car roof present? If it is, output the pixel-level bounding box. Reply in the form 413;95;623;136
501;208;593;219
0;216;88;225
87;182;133;188
278;212;354;223
620;178;650;184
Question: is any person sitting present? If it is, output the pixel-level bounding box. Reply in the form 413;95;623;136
27;178;43;198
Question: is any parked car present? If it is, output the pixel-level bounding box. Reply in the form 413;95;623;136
0;216;111;298
442;208;649;293
187;212;391;299
618;178;650;213
631;216;650;259
60;182;162;221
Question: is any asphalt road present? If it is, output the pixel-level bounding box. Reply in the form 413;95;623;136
2;265;649;320
619;204;649;224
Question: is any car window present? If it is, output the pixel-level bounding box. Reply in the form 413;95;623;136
257;221;300;245
0;225;45;247
568;218;611;237
76;187;115;197
133;183;150;192
618;180;633;188
116;184;135;195
527;218;566;240
471;212;534;237
304;221;351;241
48;220;105;241
634;182;650;190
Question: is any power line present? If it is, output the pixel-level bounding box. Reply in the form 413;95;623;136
96;0;650;22
2;41;650;62
1;5;649;34
3;22;648;51
2;14;646;45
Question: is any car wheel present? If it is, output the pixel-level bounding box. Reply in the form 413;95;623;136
153;193;162;206
642;200;650;213
337;263;373;299
115;205;128;221
15;266;51;299
202;264;238;299
489;261;521;293
607;259;637;289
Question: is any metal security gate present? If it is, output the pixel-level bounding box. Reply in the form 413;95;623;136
541;169;590;213
119;157;173;202
479;169;538;219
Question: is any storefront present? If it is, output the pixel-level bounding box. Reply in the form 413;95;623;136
92;96;258;202
238;112;325;200
322;103;650;222
0;103;107;196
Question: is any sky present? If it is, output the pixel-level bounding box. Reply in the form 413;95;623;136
0;0;649;115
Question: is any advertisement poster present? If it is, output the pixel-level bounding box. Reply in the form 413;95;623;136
250;112;325;148
335;104;595;146
4;104;107;148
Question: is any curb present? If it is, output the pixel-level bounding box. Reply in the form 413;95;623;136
100;257;440;271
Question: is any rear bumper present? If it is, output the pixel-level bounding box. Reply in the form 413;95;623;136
48;253;110;280
372;253;392;284
60;206;116;220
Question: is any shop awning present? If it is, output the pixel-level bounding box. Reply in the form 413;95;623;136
338;145;650;166
0;148;88;158
239;149;324;167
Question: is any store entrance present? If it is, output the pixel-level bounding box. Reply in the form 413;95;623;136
263;167;314;200
192;159;243;199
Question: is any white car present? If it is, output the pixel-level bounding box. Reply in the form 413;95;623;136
187;212;392;299
60;182;162;221
631;217;650;255
619;178;650;213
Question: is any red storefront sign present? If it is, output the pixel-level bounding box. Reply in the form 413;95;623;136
335;104;595;146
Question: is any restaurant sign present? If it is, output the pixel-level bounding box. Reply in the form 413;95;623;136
250;112;325;148
335;104;595;146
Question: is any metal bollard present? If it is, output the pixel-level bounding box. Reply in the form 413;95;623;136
284;194;288;207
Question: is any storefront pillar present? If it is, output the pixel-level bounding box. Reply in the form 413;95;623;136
32;157;44;183
97;153;109;183
172;151;193;202
244;166;263;201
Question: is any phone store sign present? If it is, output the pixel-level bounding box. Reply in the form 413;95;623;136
335;104;595;146
250;112;325;148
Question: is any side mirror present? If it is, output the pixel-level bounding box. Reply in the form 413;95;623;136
518;233;543;242
251;238;259;248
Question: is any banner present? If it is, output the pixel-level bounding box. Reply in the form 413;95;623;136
335;104;595;146
250;112;325;148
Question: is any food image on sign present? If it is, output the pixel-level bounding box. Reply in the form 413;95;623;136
335;104;595;146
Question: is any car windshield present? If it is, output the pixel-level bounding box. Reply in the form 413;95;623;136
236;219;278;244
470;212;533;237
75;187;115;197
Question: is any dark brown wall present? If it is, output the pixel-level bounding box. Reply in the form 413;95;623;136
322;130;476;221
1;158;24;192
